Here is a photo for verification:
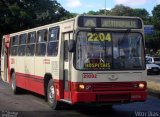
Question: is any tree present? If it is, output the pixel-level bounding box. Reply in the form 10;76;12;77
145;30;160;53
0;0;73;36
84;11;97;15
109;4;133;16
132;8;150;24
84;9;110;15
152;4;160;30
84;5;151;25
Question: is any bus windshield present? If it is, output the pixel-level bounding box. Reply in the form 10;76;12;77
75;31;145;70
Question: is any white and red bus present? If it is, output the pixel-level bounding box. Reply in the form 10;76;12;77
1;15;147;109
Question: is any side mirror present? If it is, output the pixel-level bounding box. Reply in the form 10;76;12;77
69;40;76;52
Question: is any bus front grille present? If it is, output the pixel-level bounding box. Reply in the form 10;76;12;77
93;82;134;91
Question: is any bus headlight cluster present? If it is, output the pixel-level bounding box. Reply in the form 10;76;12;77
79;84;85;90
139;83;145;89
133;82;145;89
77;84;92;91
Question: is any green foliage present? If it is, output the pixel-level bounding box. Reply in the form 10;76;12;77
109;4;133;16
132;8;150;24
152;4;160;30
83;9;110;15
145;30;160;52
0;0;74;36
84;4;151;25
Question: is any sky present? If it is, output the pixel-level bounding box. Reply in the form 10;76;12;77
58;0;160;15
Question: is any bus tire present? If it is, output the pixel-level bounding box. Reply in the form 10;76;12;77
47;79;61;110
11;72;21;94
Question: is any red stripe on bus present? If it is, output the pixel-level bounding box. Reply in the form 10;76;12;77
15;72;63;98
16;72;44;95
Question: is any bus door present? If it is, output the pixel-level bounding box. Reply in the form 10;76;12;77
63;32;73;100
1;35;10;82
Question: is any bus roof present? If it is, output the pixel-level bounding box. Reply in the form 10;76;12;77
4;15;143;37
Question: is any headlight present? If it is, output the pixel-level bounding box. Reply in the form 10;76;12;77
139;83;145;89
79;84;85;90
74;83;92;91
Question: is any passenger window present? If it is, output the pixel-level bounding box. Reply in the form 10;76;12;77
37;43;46;56
11;46;18;56
37;30;47;42
49;28;59;41
27;32;36;56
18;33;27;56
36;29;47;56
47;42;58;56
20;34;27;44
47;27;59;56
12;36;19;46
26;44;35;56
11;36;19;56
28;32;36;43
18;45;26;56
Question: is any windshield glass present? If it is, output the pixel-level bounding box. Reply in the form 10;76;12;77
75;31;145;70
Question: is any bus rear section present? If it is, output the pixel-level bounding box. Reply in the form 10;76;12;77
1;35;10;83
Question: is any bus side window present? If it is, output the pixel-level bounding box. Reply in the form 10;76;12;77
47;42;58;56
26;32;36;56
11;36;19;56
36;29;47;56
18;45;26;56
18;33;27;56
47;27;59;56
26;44;35;56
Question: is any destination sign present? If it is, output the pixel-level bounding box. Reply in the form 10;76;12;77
101;18;139;28
78;16;142;29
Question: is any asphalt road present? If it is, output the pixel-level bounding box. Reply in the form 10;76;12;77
0;78;160;117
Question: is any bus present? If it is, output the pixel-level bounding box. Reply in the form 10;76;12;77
1;15;147;109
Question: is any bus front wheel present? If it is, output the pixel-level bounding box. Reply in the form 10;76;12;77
47;79;61;110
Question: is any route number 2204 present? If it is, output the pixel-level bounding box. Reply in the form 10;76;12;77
87;32;111;42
